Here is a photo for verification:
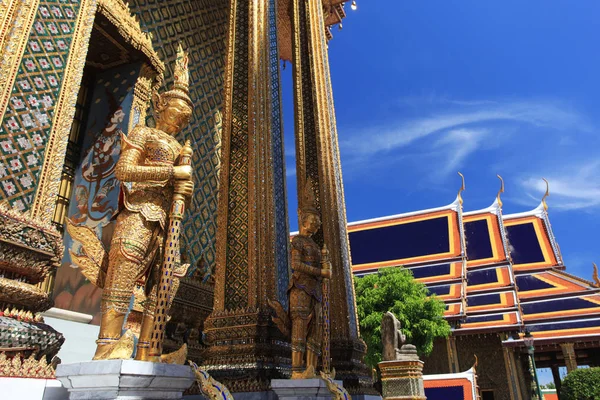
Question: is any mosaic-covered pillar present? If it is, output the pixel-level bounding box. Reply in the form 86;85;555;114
446;336;460;373
201;0;291;392
502;346;524;400
560;342;577;373
290;0;371;392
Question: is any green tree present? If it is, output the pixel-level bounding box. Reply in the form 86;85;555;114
561;367;600;400
541;382;556;390
355;267;451;369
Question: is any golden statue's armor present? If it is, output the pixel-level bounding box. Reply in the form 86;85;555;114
271;181;332;378
67;45;194;362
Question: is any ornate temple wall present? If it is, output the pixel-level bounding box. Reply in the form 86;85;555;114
0;0;96;212
422;337;451;375
0;0;228;275
423;334;516;399
23;0;228;321
129;0;228;275
455;334;511;400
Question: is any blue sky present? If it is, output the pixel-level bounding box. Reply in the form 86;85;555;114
281;0;600;285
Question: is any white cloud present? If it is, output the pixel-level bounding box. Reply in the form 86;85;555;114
521;161;600;210
340;100;590;157
433;128;488;176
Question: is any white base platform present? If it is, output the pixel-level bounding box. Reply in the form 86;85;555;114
271;378;342;400
56;359;195;399
0;377;68;400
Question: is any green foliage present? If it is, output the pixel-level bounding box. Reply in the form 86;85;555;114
561;367;600;400
541;382;556;389
354;267;451;369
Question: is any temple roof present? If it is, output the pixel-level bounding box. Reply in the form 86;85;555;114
423;366;479;400
504;209;563;272
467;265;513;293
463;205;509;268
348;197;463;273
347;179;600;343
516;270;598;300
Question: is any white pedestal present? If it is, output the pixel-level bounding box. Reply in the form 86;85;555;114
271;379;341;400
56;360;195;400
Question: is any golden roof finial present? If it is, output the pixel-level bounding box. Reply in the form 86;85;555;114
457;172;466;205
496;174;505;208
593;263;600;288
541;178;550;211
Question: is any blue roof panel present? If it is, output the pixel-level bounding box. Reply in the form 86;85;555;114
465;219;494;261
506;223;545;265
425;387;465;400
468;293;502;307
410;263;452;279
522;297;600;315
467;268;499;286
348;217;450;266
515;274;554;291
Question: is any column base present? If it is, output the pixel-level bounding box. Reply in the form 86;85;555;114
331;338;376;395
271;378;341;400
351;396;382;400
55;360;195;400
202;310;291;392
183;391;277;400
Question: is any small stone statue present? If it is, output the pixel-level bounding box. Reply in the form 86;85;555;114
381;311;406;361
379;313;425;400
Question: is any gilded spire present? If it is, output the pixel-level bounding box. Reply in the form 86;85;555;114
457;172;465;206
173;43;189;93
593;263;600;288
496;174;505;208
300;179;319;215
162;42;192;107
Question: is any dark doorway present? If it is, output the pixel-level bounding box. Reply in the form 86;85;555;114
482;390;495;400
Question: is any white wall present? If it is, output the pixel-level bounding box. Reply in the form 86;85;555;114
44;315;98;364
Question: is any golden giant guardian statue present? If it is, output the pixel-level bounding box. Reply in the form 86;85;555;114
271;181;332;379
67;45;194;362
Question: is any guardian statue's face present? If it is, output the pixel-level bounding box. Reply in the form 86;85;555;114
301;212;321;236
157;97;192;135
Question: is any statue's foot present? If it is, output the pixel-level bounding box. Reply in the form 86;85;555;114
92;342;114;360
291;365;316;379
134;346;160;363
92;330;135;360
160;343;188;365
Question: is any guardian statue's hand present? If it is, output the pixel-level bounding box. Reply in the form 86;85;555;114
174;165;192;180
320;268;332;279
174;180;194;197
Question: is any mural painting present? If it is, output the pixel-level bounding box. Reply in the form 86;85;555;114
53;64;141;324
